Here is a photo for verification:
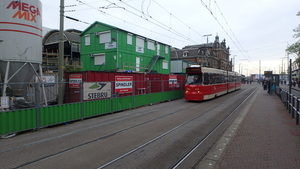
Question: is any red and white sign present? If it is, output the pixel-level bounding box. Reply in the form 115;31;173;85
115;76;133;93
169;75;178;88
69;74;82;88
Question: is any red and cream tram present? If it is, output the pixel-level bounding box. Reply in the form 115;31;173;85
185;65;241;101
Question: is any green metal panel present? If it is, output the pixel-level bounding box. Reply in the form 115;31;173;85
0;109;36;135
39;103;81;127
83;99;112;118
162;90;184;100
133;95;151;107
149;90;184;104
111;97;133;112
150;93;164;103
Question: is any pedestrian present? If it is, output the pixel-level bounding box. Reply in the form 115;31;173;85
267;80;271;93
269;83;276;95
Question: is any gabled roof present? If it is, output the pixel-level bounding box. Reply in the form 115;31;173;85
80;21;169;46
79;21;117;36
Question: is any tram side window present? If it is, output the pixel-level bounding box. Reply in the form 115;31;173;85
220;74;223;83
212;74;216;84
230;75;234;82
186;74;202;85
203;73;209;85
210;73;215;84
216;74;220;84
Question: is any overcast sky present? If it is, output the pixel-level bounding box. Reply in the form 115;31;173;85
42;0;300;76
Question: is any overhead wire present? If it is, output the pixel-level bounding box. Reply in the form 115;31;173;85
116;0;199;44
200;0;252;63
152;0;203;39
67;0;192;46
213;1;249;58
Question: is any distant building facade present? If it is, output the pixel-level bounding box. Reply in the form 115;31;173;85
171;36;232;71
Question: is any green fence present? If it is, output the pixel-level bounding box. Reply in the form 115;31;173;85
0;90;184;136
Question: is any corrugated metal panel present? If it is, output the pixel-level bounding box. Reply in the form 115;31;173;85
0;109;36;135
39;104;81;127
83;99;111;118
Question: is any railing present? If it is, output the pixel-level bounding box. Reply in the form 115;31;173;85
278;87;300;125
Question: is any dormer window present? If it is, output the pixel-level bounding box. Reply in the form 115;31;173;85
183;51;189;57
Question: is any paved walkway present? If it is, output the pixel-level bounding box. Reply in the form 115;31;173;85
214;85;300;169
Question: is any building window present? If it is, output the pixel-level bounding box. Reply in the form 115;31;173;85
157;43;160;55
99;31;111;44
85;34;90;46
165;46;169;54
147;40;155;50
94;53;105;65
163;61;168;69
127;33;132;45
136;36;144;53
183;51;189;57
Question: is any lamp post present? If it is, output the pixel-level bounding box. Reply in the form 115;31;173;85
232;55;236;72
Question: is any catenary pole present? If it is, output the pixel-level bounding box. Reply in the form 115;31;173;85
58;0;65;104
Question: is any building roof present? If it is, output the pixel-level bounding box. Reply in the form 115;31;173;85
43;29;82;45
80;21;169;46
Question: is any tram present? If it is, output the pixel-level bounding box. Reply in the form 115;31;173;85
185;65;241;101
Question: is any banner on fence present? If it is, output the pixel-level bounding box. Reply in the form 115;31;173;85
169;75;178;88
35;76;55;83
115;76;133;93
69;74;82;88
83;82;111;100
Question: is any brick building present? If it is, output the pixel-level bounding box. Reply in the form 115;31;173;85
171;35;232;71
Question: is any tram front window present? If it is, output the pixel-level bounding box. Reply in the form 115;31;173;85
186;75;202;85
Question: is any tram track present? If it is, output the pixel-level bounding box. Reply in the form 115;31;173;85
171;86;259;168
95;86;258;168
0;85;258;169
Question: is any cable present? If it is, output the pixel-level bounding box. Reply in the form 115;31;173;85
67;0;191;46
200;0;252;63
152;0;203;38
117;0;198;44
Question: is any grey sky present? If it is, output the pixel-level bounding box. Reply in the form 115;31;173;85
42;0;300;75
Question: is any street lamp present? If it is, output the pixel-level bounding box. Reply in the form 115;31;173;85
203;34;212;44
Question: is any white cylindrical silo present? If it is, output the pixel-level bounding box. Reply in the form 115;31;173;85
0;0;42;97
